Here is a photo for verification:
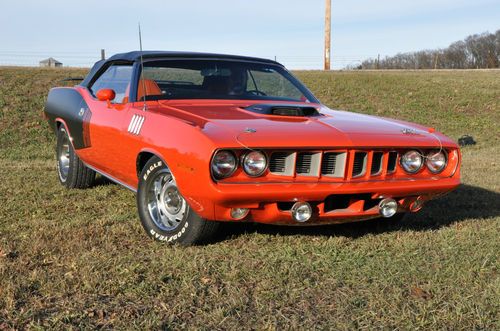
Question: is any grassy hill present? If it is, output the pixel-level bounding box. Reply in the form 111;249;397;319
0;67;498;329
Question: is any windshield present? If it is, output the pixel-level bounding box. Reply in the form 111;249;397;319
137;60;318;102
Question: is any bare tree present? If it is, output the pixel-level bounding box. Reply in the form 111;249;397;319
359;29;499;69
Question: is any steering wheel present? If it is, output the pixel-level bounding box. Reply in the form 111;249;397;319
246;90;267;96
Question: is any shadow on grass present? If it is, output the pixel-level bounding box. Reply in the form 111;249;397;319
217;184;500;241
94;174;115;187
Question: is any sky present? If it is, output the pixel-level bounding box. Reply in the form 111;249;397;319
0;0;498;69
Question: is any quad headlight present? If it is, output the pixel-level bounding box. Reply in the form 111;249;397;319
400;150;423;174
242;151;267;177
211;150;237;179
426;150;447;173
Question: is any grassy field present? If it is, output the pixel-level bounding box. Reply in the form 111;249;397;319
0;67;499;329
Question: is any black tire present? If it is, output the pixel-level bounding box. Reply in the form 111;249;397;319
137;156;219;245
56;125;95;189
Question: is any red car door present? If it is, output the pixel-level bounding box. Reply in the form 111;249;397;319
79;64;135;184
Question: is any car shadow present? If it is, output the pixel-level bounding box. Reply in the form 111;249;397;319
93;174;116;187
216;184;500;242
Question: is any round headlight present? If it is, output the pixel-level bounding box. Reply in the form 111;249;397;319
426;150;447;173
400;150;423;174
211;150;237;179
242;151;267;177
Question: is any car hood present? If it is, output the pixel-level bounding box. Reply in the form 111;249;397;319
153;100;456;149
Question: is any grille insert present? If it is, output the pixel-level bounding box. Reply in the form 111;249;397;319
269;152;288;173
387;151;398;173
268;150;399;179
321;153;337;175
352;152;367;177
296;153;313;174
321;152;346;177
371;152;383;175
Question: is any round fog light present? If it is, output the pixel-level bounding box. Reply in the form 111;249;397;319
291;202;312;222
378;198;398;218
230;208;249;220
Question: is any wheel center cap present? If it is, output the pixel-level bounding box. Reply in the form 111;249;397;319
161;184;182;214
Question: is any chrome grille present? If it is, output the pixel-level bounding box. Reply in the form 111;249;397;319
321;152;346;177
268;149;399;180
296;153;313;174
269;151;296;176
321;153;337;175
269;152;287;173
352;152;367;177
371;152;383;175
296;152;321;176
387;151;398;173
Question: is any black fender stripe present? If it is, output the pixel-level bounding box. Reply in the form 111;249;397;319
44;88;92;149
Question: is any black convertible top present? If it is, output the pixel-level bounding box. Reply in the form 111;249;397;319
108;51;280;64
81;51;281;87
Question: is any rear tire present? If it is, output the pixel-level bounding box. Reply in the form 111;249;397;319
56;125;95;189
137;156;219;245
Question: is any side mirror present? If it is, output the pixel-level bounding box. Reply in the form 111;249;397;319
96;89;116;102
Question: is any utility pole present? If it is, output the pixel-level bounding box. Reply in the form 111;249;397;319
324;0;331;70
101;49;106;60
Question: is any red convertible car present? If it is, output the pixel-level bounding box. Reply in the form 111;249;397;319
44;51;461;245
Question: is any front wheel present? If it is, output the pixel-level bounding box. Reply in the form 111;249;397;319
136;156;219;245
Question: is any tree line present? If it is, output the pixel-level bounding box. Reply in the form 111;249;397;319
359;30;500;69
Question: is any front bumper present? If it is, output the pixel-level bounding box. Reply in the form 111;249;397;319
205;177;460;225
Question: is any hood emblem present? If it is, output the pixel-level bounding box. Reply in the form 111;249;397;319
401;128;419;135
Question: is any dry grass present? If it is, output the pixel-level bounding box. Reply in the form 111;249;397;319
0;68;499;329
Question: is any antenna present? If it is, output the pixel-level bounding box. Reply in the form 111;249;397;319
138;23;148;111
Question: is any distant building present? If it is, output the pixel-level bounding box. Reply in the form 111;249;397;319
39;57;63;68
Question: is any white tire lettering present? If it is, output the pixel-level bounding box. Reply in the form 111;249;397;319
143;160;163;181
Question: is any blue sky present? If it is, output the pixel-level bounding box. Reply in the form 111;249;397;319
0;0;498;69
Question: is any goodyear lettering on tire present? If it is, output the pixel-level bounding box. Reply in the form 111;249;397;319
149;222;189;242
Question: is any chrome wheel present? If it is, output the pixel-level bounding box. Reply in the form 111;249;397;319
146;170;187;231
57;128;70;182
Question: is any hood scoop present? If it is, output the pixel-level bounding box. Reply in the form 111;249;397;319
244;104;321;117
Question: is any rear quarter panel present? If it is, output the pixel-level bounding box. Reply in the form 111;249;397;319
44;87;92;149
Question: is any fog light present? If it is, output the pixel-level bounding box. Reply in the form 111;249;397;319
410;197;425;212
291;202;312;222
378;198;398;218
230;208;249;220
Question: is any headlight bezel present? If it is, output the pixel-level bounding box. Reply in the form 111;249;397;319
242;150;268;177
211;150;237;179
400;149;424;174
425;150;447;174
